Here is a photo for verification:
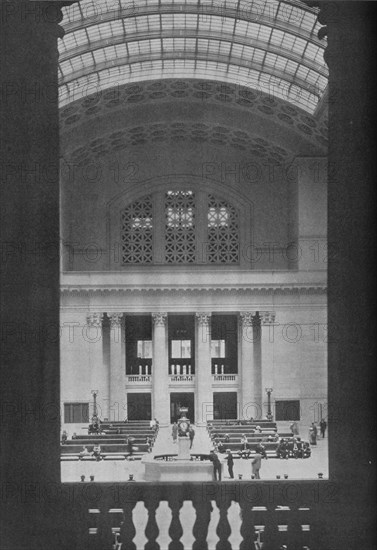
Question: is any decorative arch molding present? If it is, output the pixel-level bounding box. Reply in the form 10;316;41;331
60;79;328;159
107;174;253;270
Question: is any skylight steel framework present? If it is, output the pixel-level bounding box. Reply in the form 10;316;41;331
59;0;327;114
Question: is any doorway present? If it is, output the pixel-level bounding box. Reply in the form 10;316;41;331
127;393;151;420
170;392;195;423
213;392;238;419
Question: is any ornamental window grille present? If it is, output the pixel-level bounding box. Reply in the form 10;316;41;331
121;197;153;264
165;190;196;264
207;194;239;263
120;190;241;265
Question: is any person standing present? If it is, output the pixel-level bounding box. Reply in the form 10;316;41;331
189;426;195;449
172;422;178;443
310;422;318;445
320;418;327;438
290;421;299;436
210;450;222;481
251;452;262;479
226;449;234;479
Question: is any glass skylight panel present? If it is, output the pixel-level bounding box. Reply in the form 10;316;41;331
317;75;327;92
270;29;285;48
219;41;232;55
147;14;161;30
250;49;265;64
304;42;321;61
127;41;140;56
256;25;272;43
96;21;116;40
164;38;174;50
61;28;89;55
274;57;289;72
231;43;245;58
207;40;223;55
124;17;138;34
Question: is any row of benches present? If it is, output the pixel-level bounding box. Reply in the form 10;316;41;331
208;420;310;459
61;420;156;461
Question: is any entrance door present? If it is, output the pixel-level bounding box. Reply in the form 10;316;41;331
127;393;151;420
213;392;237;419
275;400;300;421
170;393;195;423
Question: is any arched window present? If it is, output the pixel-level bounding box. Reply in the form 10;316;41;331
120;189;241;266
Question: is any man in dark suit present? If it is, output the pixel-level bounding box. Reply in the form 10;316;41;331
210;450;222;481
320;418;327;438
226;449;234;479
251;452;262;479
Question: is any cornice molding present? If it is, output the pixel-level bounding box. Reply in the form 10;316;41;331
61;284;326;296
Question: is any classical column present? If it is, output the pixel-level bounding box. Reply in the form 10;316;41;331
259;312;276;420
152;313;169;424
240;312;259;420
108;313;125;422
195;313;213;424
86;313;107;418
0;1;75;506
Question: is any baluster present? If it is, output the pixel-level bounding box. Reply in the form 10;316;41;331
299;505;318;550
263;506;280;550
119;501;137;550
215;497;232;550
72;504;92;549
167;489;184;550
144;491;160;550
96;506;115;550
287;507;304;549
239;503;256;550
192;497;213;550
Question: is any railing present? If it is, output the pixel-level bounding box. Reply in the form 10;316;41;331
213;374;238;382
65;482;328;549
170;374;195;382
127;375;152;383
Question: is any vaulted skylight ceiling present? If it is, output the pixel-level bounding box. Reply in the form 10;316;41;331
59;0;327;114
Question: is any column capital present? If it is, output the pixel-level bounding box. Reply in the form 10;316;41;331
259;311;276;325
196;313;211;326
108;312;123;328
240;312;257;327
86;312;103;327
152;312;167;326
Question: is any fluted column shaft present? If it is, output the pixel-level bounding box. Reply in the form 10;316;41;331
240;312;259;420
152;313;169;424
108;313;125;421
260;312;276;419
86;313;106;418
195;313;213;424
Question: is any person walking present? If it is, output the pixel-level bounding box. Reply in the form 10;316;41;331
210;450;222;481
251;451;262;479
320;418;327;438
226;449;234;479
